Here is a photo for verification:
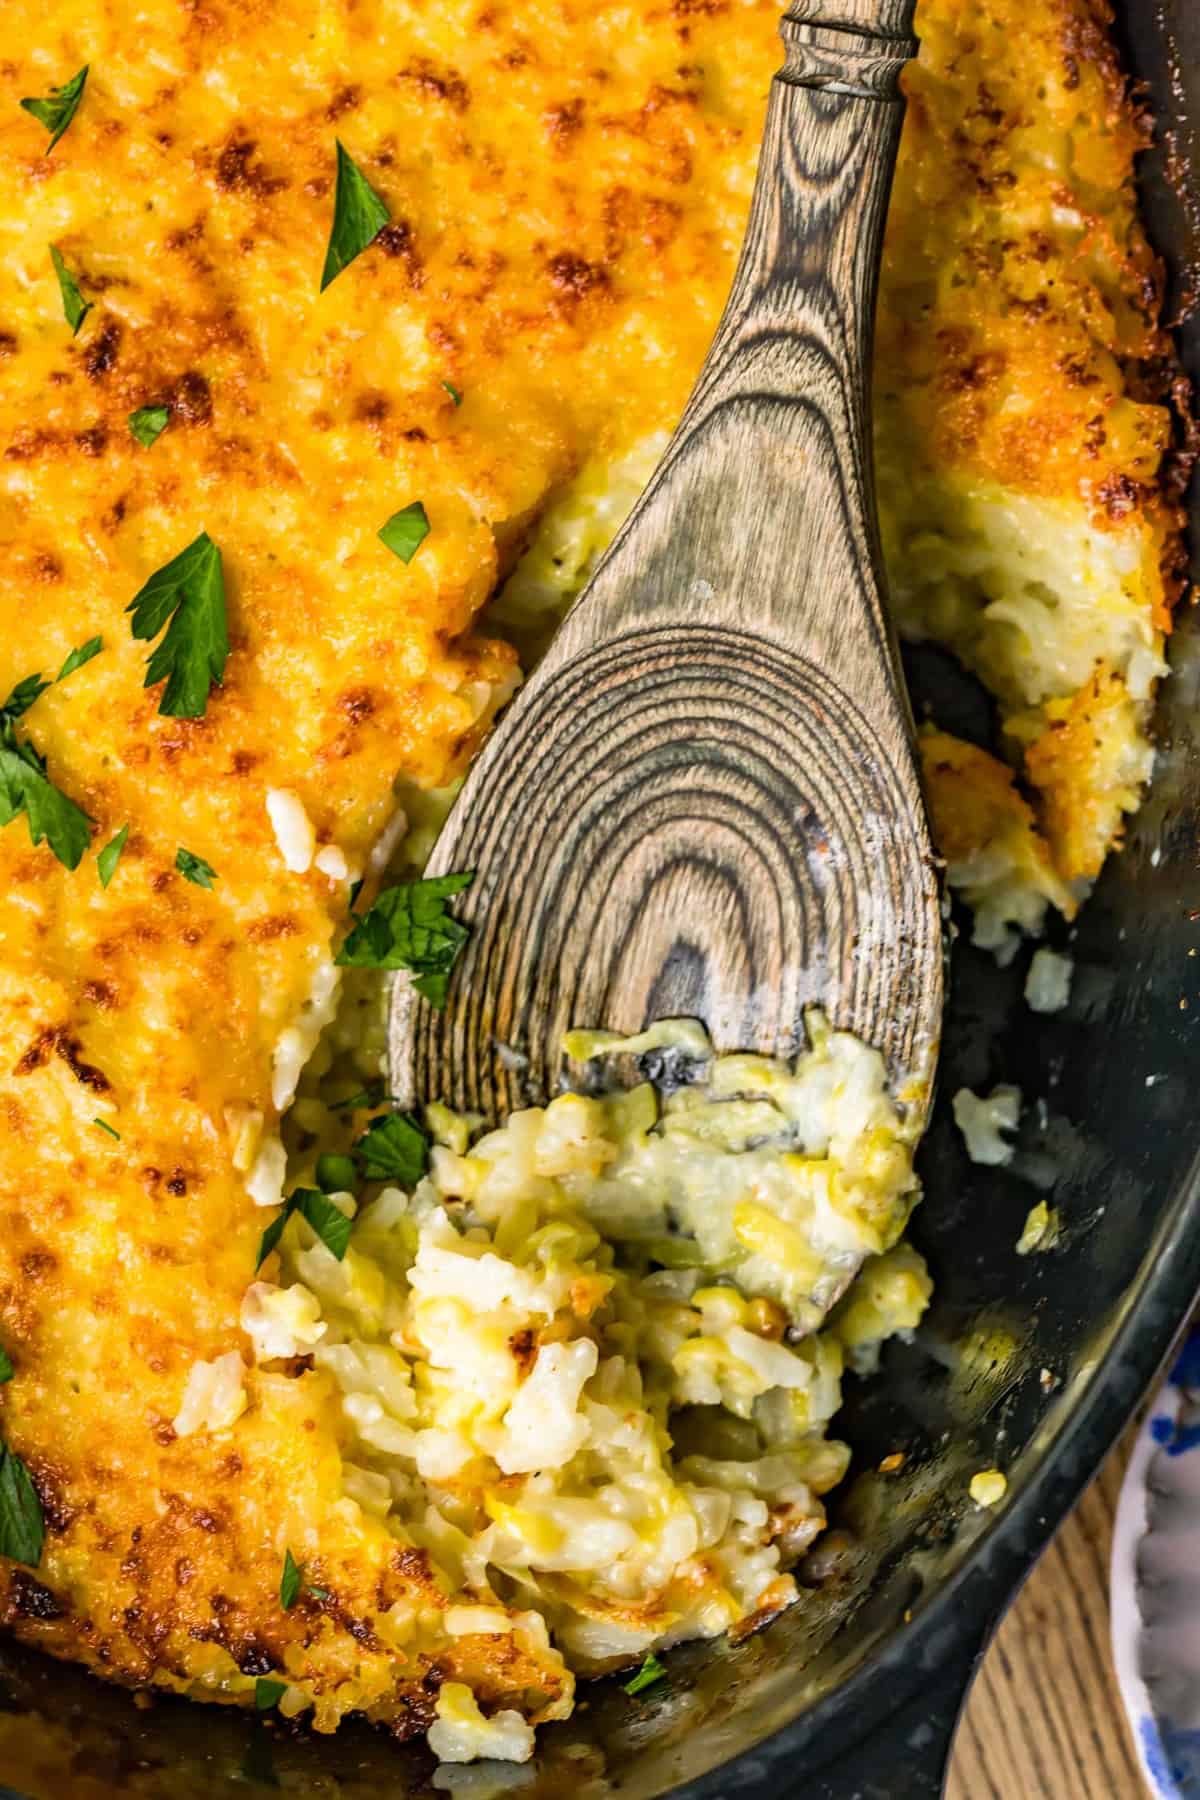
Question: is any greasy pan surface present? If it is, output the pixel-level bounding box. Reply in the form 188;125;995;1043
0;1;1196;1795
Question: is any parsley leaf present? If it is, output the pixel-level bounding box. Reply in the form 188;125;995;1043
280;1549;301;1611
0;1443;44;1566
295;1189;353;1260
128;405;170;449
1;675;50;721
50;245;91;336
320;141;390;292
126;531;229;718
255;1211;288;1272
20;65;88;153
57;636;102;681
93;1117;120;1140
623;1652;667;1697
378;502;430;564
254;1677;287;1713
315;1152;358;1194
0;734;90;870
353;1112;428;1187
335;872;473;1009
442;380;462;406
0;1349;13;1385
0;669;92;870
256;1188;353;1271
411;967;453;1008
97;823;129;887
176;847;216;888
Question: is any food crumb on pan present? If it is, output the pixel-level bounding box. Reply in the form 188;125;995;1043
428;1683;536;1766
1016;1201;1062;1256
1024;948;1074;1015
969;1469;1008;1509
952;1086;1022;1166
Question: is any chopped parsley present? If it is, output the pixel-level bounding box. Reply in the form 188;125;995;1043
280;1549;301;1611
128;404;170;449
49;245;91;336
256;1187;353;1271
314;1151;358;1194
295;1189;352;1260
0;1442;44;1567
320;141;390;292
126;531;229;718
20;65;88;153
57;636;102;681
623;1652;668;1697
0;1336;36;1569
254;1676;287;1713
353;1112;428;1187
0;746;90;869
97;823;129;888
93;1117;120;1140
176;847;216;888
255;1212;284;1271
411;968;454;1010
2;675;50;720
378;501;430;564
0;672;91;870
335;871;473;1007
442;380;462;406
278;1552;325;1611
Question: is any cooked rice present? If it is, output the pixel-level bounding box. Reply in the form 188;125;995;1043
267;1008;929;1758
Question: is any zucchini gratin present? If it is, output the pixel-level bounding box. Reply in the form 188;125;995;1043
0;0;1187;1771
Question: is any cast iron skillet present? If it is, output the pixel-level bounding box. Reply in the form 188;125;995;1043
0;2;1195;1795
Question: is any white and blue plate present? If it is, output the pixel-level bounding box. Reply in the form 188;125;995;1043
1113;1330;1200;1797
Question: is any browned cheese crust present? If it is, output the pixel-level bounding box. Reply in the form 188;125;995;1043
0;0;1187;1742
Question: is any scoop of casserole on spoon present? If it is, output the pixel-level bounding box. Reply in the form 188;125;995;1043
390;0;942;1129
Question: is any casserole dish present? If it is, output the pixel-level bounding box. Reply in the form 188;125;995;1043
0;0;1195;1793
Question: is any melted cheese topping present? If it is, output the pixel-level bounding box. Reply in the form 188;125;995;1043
0;0;779;1736
0;0;1183;1766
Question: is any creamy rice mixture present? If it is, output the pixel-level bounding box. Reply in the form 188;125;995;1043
256;984;930;1760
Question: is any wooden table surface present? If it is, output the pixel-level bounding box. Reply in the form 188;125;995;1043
946;1426;1145;1799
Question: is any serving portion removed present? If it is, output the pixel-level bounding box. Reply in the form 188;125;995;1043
260;1010;927;1758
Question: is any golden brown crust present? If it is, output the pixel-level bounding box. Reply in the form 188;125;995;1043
1023;664;1146;882
883;0;1176;520
0;0;1186;1742
0;0;780;1731
880;0;1191;888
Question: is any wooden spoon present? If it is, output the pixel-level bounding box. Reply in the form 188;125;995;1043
391;0;942;1124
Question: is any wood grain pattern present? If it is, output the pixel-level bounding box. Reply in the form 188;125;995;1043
391;0;943;1120
949;1429;1145;1800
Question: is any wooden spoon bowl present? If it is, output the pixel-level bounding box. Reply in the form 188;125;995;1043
391;0;943;1123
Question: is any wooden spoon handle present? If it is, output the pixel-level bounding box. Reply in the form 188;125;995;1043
549;0;919;691
784;0;917;89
